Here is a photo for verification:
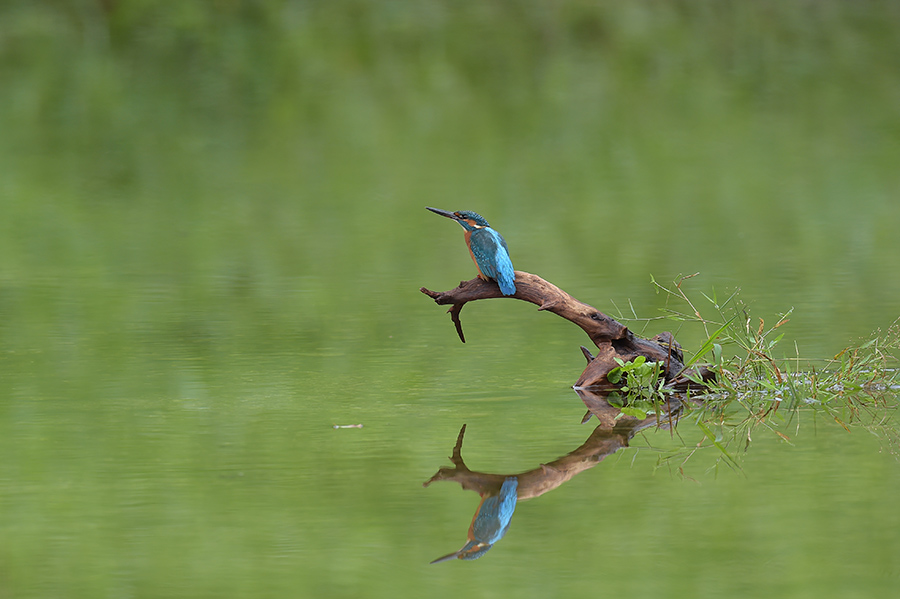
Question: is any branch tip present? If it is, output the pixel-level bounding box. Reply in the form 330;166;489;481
580;346;595;364
448;304;466;343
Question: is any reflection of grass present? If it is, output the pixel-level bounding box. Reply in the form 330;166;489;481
615;274;900;469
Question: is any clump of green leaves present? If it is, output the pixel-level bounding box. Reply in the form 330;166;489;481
606;356;671;418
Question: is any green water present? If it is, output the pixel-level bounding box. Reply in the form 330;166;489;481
2;2;899;597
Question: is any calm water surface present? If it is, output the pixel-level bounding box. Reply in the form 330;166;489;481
2;278;898;598
3;2;900;597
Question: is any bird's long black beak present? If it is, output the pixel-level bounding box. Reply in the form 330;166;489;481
426;207;459;220
429;550;461;564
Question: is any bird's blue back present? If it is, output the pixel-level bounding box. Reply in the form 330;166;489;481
469;227;516;296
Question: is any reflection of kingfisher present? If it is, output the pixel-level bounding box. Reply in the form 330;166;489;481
431;477;518;563
426;207;516;295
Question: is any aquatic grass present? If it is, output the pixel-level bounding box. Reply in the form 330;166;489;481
613;275;900;469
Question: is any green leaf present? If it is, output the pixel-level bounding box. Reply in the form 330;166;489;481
682;316;736;371
767;333;785;350
696;420;742;471
607;367;623;384
607;392;624;408
621;406;650;418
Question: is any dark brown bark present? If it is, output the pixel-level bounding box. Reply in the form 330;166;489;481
420;271;713;388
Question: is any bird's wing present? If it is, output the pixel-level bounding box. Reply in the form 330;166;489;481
470;477;518;544
470;228;516;294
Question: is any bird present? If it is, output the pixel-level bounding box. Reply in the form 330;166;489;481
426;207;516;295
430;477;518;563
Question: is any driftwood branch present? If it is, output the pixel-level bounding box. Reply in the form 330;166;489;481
421;271;713;388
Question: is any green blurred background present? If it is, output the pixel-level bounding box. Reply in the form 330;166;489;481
1;1;899;598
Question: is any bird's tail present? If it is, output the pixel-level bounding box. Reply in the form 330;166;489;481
497;274;516;296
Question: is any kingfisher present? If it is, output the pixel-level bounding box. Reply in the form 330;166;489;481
426;207;516;295
430;477;518;563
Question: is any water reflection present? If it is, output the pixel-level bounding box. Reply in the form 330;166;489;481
429;477;518;563
425;389;690;562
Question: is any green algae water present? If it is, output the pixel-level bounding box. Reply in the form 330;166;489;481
1;2;899;597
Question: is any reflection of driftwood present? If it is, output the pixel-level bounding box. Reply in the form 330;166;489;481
421;271;713;388
425;390;689;500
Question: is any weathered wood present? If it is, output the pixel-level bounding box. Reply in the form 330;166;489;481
421;271;711;388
